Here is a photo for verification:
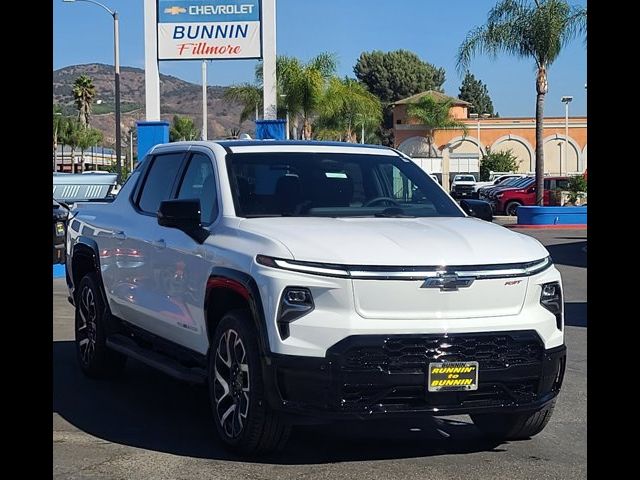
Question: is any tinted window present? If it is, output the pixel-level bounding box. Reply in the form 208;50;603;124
177;153;218;224
556;179;570;190
138;153;184;213
227;152;463;218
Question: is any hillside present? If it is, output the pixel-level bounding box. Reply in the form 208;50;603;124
53;63;254;145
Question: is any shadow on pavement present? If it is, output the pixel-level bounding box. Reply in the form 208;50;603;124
545;241;586;269
564;302;587;328
54;341;506;464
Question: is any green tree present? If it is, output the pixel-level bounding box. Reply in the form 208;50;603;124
224;53;337;139
458;72;495;116
316;77;382;142
170;115;200;141
354;50;445;147
406;96;468;158
74;127;104;173
566;174;587;204
62;120;81;173
72;75;96;128
480;148;519;180
53;105;65;170
354;50;446;103
457;0;586;205
222;83;262;125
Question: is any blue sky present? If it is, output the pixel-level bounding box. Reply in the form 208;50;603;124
53;0;587;117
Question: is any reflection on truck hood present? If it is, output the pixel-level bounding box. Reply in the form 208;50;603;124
239;216;548;266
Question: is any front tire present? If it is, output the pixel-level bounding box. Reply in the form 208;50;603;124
505;201;522;216
471;400;556;440
74;272;126;378
209;309;290;455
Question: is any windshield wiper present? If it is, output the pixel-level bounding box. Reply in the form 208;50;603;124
374;208;416;218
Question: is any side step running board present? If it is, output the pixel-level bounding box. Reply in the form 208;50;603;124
106;334;207;384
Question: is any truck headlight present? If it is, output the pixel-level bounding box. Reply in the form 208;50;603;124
540;281;562;330
277;287;314;339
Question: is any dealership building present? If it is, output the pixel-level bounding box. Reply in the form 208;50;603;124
392;91;587;184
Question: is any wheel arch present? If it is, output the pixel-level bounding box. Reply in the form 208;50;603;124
70;237;102;299
205;268;271;357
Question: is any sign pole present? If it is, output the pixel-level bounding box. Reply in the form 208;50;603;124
202;60;208;140
262;0;277;120
143;0;161;121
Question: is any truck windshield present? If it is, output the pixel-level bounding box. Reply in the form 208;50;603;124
226;152;464;218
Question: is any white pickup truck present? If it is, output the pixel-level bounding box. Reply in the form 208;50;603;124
65;140;566;454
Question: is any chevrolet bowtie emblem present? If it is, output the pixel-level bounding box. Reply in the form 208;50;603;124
422;273;475;291
164;6;187;15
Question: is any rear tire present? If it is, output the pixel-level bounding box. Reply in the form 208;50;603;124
505;201;522;216
74;272;127;378
209;309;291;455
471;400;556;440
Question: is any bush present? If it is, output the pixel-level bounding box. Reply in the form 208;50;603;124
567;175;587;204
479;148;518;181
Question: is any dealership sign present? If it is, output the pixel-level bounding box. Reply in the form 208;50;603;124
157;0;262;60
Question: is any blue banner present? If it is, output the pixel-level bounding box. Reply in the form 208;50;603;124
158;0;260;23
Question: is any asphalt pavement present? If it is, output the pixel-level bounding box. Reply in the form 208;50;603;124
53;228;586;480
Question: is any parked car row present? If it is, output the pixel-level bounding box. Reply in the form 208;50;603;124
479;176;571;215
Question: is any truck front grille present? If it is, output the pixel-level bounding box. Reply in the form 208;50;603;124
338;332;543;374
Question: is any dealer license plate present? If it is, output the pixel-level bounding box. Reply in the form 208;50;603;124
428;361;479;392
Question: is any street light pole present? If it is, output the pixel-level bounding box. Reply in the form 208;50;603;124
202;60;208;141
114;10;122;183
561;96;573;176
63;0;121;183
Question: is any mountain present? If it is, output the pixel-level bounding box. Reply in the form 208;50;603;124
53;63;254;145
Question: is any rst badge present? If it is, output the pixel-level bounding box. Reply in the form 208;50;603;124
422;273;475;291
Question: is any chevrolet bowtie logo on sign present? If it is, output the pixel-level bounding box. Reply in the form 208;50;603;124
422;273;475;291
164;6;187;15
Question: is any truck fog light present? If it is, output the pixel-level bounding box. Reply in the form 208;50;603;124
540;281;562;330
277;287;314;339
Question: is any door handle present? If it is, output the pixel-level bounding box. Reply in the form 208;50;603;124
113;231;127;241
152;239;166;249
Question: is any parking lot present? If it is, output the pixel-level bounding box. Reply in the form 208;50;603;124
53;228;586;480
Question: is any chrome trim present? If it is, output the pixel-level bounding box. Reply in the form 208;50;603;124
256;255;552;280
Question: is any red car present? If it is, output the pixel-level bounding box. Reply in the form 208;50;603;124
494;176;571;215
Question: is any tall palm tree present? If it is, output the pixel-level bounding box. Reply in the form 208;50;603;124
406;96;468;157
317;77;382;142
72;75;97;128
457;0;586;205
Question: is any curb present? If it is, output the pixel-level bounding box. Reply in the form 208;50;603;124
505;224;587;230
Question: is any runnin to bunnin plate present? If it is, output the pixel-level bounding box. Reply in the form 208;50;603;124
65;140;566;454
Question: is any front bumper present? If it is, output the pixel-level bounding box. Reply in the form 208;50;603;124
262;331;565;421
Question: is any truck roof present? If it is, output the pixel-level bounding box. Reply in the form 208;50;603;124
152;140;395;156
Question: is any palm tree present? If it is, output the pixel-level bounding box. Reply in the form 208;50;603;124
222;83;262;126
317;77;382;142
457;0;586;205
170;115;200;141
224;53;338;139
72;75;97;128
406;96;468;157
272;53;337;139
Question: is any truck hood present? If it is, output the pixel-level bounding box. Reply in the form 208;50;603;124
239;216;548;266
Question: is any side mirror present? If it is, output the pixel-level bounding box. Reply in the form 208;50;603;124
526;187;536;194
157;199;209;243
460;199;493;222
